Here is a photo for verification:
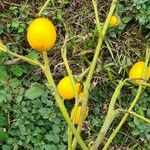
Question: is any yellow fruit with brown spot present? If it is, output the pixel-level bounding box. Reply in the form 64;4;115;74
129;61;150;85
71;106;89;125
57;76;82;100
27;18;56;52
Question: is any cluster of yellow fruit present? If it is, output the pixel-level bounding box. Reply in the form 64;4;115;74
27;17;88;125
26;17;149;125
26;15;121;52
57;76;89;124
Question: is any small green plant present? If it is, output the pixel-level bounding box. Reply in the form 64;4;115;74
124;0;150;29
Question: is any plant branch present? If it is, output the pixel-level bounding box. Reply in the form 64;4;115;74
78;67;90;81
72;0;118;149
92;0;101;33
85;0;117;91
61;36;79;101
90;79;128;150
2;46;44;68
102;86;143;150
102;47;150;150
42;52;88;150
37;0;51;16
117;109;150;124
61;36;79;150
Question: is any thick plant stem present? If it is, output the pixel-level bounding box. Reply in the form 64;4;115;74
117;109;150;124
42;52;88;150
37;0;51;16
102;86;143;150
72;0;118;149
91;113;116;150
90;79;127;150
102;48;150;150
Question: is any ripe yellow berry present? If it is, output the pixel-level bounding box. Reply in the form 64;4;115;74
27;18;56;52
57;76;82;100
109;15;120;26
129;61;150;85
71;106;89;125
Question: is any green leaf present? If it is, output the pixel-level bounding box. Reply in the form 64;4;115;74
0;94;5;104
132;129;140;136
2;145;11;150
122;16;132;24
0;129;8;141
27;51;39;60
9;78;21;88
58;144;67;150
0;115;7;127
0;66;9;80
10;66;24;77
43;144;57;150
11;21;19;29
147;109;150;117
25;82;45;100
45;134;59;143
52;124;60;134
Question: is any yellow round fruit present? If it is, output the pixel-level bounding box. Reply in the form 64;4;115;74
71;106;89;125
109;15;120;26
79;92;84;99
129;61;150;85
27;17;56;52
57;76;82;100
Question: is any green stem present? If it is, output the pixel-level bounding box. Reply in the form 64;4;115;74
72;99;89;150
61;38;79;101
42;52;88;150
102;85;143;150
72;0;117;149
37;0;51;16
117;109;150;124
78;67;90;81
92;0;101;33
90;79;127;150
85;0;117;91
5;48;44;68
61;37;79;150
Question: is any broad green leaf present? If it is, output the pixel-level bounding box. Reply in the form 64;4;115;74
52;124;60;134
0;129;8;141
0;115;7;126
2;145;11;150
0;94;5;103
147;109;150;117
43;144;57;150
25;82;45;100
10;66;24;77
27;51;39;60
0;66;9;80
